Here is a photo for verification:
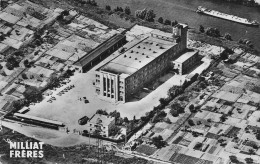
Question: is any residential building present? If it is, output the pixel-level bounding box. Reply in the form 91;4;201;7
95;24;188;103
85;114;115;137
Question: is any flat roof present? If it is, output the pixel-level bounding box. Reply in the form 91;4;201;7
100;36;176;75
0;11;21;24
174;50;198;63
73;33;125;67
151;29;173;38
14;113;64;126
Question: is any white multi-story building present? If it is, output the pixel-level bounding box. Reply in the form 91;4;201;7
85;114;115;137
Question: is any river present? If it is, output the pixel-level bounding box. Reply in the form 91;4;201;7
96;0;260;51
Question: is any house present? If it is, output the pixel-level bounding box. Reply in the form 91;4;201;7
85;114;115;137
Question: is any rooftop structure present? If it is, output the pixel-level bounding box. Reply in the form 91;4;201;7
175;50;198;64
73;33;126;72
99;36;177;76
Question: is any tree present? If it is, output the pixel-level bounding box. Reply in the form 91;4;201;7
144;9;156;22
245;158;253;164
248;149;255;155
6;62;14;70
23;86;43;103
123;117;129;123
109;110;121;124
135;8;147;20
7;56;19;68
188;119;195;126
171;103;184;114
105;5;111;11
189;104;195;113
152;135;166;148
205;27;221;37
21;73;27;79
159;98;167;106
256;132;260;140
199;81;207;89
229;155;239;163
172;20;178;26
125;6;131;15
224;33;232;40
170;109;179;117
158;17;163;24
164;19;171;25
96;109;108;115
109;125;121;136
220;114;227;122
199;25;205;33
24;59;30;67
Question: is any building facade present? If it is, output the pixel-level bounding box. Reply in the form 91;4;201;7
95;24;188;103
172;50;199;75
85;114;115;137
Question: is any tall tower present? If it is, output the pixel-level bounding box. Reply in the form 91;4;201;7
173;24;188;52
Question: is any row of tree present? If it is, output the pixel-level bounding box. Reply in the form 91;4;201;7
135;8;156;22
158;17;178;26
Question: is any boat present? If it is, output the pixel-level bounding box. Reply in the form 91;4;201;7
196;6;259;27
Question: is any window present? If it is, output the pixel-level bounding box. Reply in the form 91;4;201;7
111;95;114;98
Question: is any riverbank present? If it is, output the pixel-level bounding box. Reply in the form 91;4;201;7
28;0;258;54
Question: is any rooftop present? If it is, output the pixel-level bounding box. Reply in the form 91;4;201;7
151;29;173;38
73;33;125;67
174;50;198;63
89;114;115;126
100;36;176;75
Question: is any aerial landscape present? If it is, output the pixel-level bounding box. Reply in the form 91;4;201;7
0;0;260;163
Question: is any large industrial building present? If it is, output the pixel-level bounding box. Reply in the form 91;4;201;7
95;24;189;103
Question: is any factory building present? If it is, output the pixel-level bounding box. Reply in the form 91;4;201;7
95;24;188;103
